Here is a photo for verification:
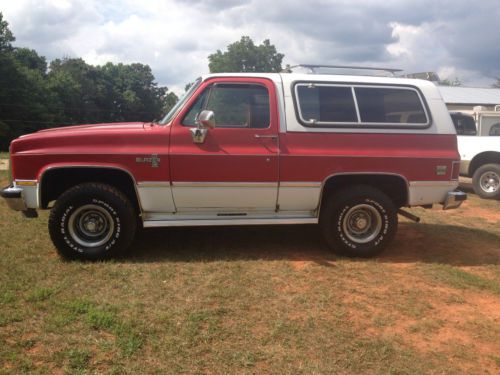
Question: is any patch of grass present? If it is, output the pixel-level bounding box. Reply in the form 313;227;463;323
372;314;395;328
64;298;95;315
17;338;36;350
490;355;500;367
444;294;466;304
65;348;92;371
407;319;444;334
64;298;145;356
393;290;435;318
227;350;258;368
0;290;16;304
464;319;500;343
0;310;23;326
0;152;8;159
0;169;8;183
423;264;500;295
26;286;56;302
116;329;145;357
86;308;118;330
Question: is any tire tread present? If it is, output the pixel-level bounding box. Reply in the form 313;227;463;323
48;182;136;260
320;185;397;257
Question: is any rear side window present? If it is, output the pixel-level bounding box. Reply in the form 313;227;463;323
355;87;427;124
296;85;357;123
294;83;430;128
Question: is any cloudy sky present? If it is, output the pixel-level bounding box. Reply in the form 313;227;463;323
1;0;499;93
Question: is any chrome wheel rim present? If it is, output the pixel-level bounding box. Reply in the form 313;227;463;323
342;204;382;244
68;204;114;248
479;171;500;193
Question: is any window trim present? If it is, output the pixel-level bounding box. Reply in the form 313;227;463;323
292;81;432;129
181;81;271;129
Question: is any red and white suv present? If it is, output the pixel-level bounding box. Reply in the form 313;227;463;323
1;67;466;260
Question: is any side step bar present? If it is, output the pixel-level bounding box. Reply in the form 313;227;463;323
143;217;318;228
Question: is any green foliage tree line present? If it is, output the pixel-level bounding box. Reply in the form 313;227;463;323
0;13;177;150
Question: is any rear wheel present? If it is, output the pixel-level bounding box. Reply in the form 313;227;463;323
48;183;137;260
320;185;398;257
472;164;500;199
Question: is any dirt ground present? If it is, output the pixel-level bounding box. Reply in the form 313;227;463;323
0;159;8;171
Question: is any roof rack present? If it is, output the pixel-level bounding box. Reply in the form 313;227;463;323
401;71;440;81
285;64;403;77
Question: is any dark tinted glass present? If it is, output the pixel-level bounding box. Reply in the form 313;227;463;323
182;84;270;128
297;85;357;123
355;87;427;124
489;123;500;136
450;114;477;135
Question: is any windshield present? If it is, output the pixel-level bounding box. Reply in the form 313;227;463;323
159;78;202;125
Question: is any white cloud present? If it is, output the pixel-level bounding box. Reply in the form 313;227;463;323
1;0;499;94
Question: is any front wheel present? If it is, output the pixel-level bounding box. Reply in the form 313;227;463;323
472;163;500;199
320;185;398;257
48;183;137;260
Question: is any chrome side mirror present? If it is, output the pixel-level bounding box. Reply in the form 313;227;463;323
197;110;215;129
190;110;215;144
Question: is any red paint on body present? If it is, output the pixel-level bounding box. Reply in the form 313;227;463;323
8;77;460;188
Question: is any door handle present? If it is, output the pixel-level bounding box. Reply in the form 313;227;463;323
254;134;278;139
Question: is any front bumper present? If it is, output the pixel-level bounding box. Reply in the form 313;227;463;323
443;191;467;210
0;185;27;211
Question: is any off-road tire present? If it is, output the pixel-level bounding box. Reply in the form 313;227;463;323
48;183;137;260
472;163;500;199
320;185;398;257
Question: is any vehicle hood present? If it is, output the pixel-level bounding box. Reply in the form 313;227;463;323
33;122;147;135
10;122;159;155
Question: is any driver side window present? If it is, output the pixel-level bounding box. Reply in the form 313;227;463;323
182;83;270;128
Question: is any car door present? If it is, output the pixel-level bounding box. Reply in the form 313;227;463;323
169;77;280;213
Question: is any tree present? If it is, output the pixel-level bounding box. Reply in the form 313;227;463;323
208;36;284;73
163;91;179;114
0;14;54;149
0;12;14;52
0;50;54;149
47;59;169;124
98;62;167;122
13;48;47;73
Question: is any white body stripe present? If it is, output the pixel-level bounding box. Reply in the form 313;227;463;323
13;181;38;209
171;182;278;211
14;178;458;215
137;184;175;213
408;181;459;205
278;183;321;211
